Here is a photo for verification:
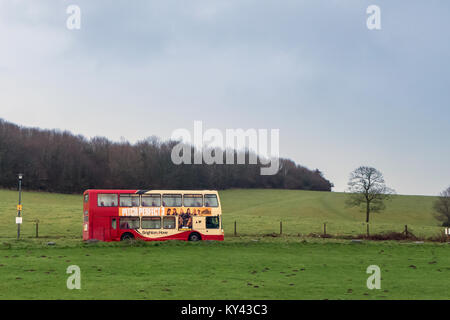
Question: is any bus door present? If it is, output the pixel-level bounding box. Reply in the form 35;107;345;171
110;217;119;240
193;216;205;232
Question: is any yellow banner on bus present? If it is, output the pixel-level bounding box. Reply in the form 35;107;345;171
119;207;163;217
118;207;212;217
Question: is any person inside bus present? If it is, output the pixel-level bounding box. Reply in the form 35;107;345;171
120;220;130;229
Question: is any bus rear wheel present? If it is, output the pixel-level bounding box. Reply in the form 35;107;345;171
188;233;201;241
121;233;134;241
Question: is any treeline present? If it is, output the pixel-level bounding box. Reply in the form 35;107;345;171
0;119;333;193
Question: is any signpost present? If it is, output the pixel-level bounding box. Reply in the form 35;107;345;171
17;173;23;239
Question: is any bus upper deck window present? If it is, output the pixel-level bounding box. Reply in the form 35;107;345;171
120;194;139;207
98;194;118;207
162;194;182;207
204;194;219;207
183;194;203;207
142;194;161;207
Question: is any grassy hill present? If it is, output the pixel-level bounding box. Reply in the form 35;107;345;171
222;189;441;238
0;188;448;300
0;188;442;241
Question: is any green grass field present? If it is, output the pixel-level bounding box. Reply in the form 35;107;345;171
0;188;448;299
1;241;449;300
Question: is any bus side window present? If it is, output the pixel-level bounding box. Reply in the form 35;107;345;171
120;194;139;207
206;216;220;229
112;218;117;230
162;194;182;207
183;194;203;207
142;194;161;207
120;217;139;229
204;194;218;207
163;216;175;229
98;194;118;207
142;217;161;229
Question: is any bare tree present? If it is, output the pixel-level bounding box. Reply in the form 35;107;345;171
346;166;395;223
433;186;450;226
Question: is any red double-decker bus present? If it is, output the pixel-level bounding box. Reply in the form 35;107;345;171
83;189;224;241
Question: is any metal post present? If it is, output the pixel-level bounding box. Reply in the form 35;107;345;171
17;175;22;239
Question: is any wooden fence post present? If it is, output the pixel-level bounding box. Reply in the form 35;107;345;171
366;223;370;237
234;221;237;236
35;219;39;238
404;225;408;236
323;223;327;236
280;221;282;235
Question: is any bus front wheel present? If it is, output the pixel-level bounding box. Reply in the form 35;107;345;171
188;233;201;241
121;232;134;241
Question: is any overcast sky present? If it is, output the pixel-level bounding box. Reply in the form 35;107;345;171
1;0;449;195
